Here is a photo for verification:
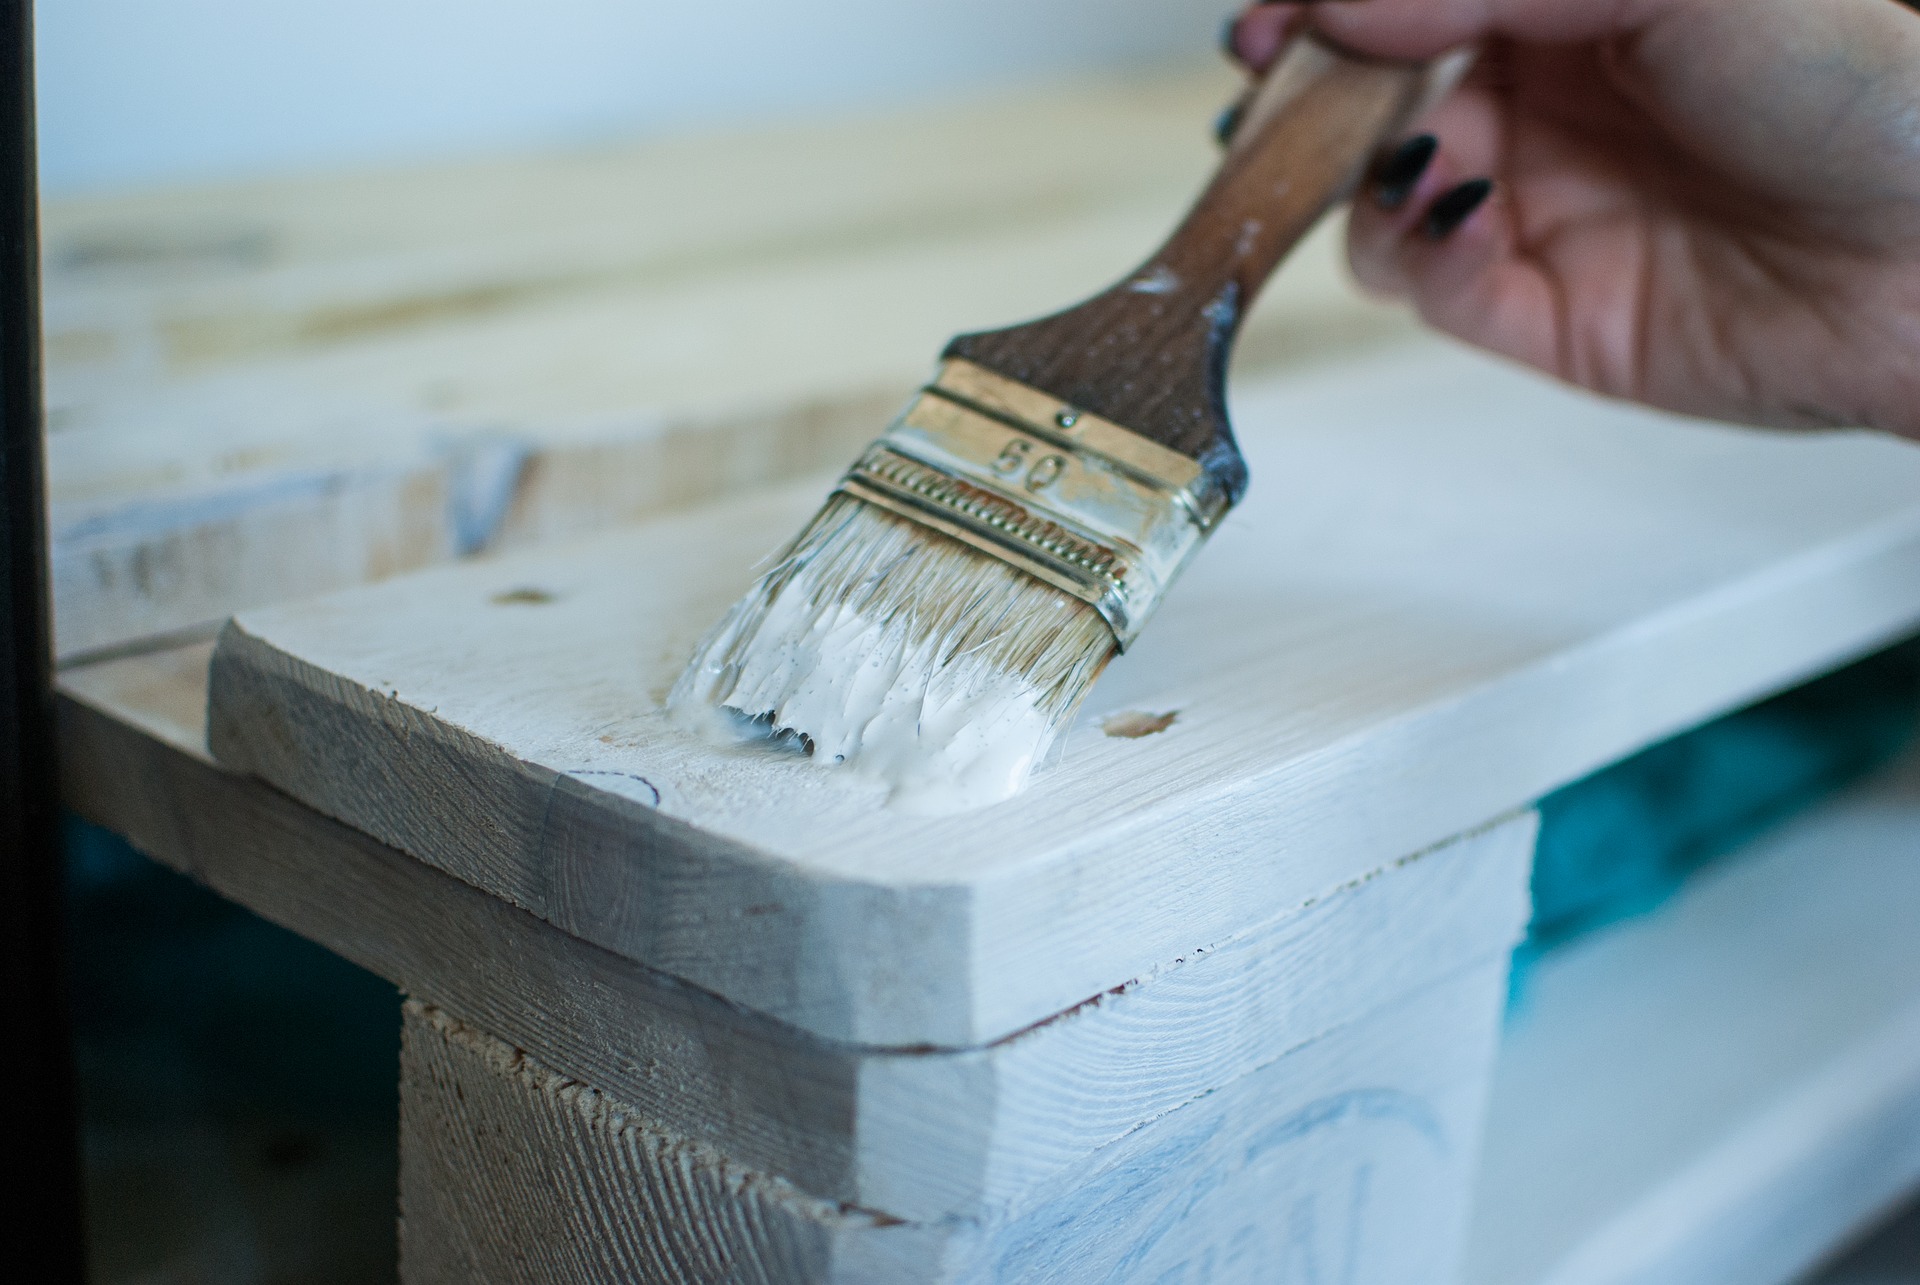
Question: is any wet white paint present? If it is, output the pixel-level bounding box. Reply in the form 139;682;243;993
671;496;1112;813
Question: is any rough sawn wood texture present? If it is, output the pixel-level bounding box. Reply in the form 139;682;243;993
399;956;1512;1284
398;1002;862;1285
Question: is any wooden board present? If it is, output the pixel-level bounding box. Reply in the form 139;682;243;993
65;641;1920;1277
400;961;1510;1284
207;336;1920;1050
58;643;1528;1221
43;63;1415;661
1465;749;1920;1285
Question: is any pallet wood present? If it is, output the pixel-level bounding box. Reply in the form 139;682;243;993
43;64;1416;662
57;644;1529;1221
208;337;1920;1050
1465;749;1920;1285
400;960;1511;1284
65;642;1920;1280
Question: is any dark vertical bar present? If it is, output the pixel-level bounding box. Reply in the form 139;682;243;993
1;0;88;1278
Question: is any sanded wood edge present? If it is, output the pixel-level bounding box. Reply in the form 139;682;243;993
399;1001;926;1285
206;615;982;1047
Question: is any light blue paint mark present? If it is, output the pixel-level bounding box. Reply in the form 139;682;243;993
440;435;532;557
987;1086;1443;1283
51;470;357;551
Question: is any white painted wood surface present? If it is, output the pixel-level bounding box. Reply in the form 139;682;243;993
43;65;1413;661
209;336;1920;1049
58;641;1531;1221
401;961;1511;1284
847;814;1530;1219
64;639;1920;1279
70;645;1515;1274
1467;750;1920;1285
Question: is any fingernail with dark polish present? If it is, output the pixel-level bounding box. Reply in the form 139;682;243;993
1220;14;1241;60
1214;98;1246;147
1424;178;1493;239
1371;134;1437;211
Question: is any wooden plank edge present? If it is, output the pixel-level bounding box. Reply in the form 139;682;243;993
59;661;1525;1221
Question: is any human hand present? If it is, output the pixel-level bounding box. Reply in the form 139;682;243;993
1225;0;1920;436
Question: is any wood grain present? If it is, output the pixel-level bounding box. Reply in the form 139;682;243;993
399;960;1511;1284
42;69;1244;387
59;644;1529;1221
398;1002;859;1285
207;338;1920;1049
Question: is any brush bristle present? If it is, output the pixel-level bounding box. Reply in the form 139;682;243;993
670;494;1115;810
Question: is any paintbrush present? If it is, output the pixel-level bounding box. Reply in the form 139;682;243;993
673;36;1472;810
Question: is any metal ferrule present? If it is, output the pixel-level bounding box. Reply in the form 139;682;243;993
835;359;1230;650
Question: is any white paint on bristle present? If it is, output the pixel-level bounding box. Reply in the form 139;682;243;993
670;495;1114;813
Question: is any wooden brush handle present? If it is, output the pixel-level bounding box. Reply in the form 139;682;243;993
945;37;1467;504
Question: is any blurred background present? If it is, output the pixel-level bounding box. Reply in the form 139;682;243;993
37;0;1222;194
